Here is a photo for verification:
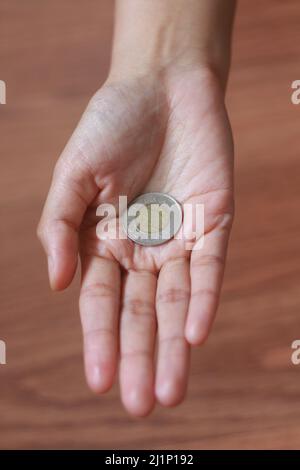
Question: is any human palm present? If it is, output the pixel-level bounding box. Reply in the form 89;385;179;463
38;66;234;416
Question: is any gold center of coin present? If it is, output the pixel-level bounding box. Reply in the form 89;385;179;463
137;204;170;235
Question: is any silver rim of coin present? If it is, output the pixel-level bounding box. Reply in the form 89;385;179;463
121;192;183;246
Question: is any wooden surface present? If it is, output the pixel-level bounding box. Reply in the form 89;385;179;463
1;0;300;450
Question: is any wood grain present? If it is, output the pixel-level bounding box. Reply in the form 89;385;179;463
1;0;300;449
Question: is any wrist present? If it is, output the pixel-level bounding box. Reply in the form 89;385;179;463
108;0;235;89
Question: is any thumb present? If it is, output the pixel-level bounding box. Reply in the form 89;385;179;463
37;148;97;291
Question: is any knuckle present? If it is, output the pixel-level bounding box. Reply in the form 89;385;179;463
219;211;234;231
157;288;189;305
83;327;115;346
52;157;65;179
160;334;185;346
122;298;155;317
191;254;224;269
80;282;117;301
36;220;45;242
191;288;217;299
121;349;152;360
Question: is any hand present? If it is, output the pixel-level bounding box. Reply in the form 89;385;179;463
37;64;234;416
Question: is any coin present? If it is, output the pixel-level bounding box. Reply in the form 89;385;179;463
121;192;183;246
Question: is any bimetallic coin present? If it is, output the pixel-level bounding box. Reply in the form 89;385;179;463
122;192;183;246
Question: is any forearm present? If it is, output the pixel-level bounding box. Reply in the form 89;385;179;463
109;0;236;88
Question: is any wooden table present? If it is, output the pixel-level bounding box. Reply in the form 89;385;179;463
1;0;300;449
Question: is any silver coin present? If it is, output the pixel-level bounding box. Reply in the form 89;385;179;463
121;192;183;246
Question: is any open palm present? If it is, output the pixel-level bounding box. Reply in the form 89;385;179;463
38;66;234;416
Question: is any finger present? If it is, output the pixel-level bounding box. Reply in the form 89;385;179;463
120;269;157;417
155;257;190;407
185;216;232;345
80;255;120;393
37;148;97;290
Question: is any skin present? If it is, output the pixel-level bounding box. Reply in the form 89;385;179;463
37;0;236;417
